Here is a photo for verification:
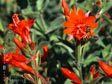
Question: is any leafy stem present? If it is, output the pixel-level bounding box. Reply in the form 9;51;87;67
75;41;83;83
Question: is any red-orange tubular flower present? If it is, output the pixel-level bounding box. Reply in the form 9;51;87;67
8;14;35;45
0;45;4;49
98;60;112;78
62;0;98;41
41;45;48;62
3;49;47;83
13;37;24;48
61;68;82;84
96;0;102;6
90;65;100;79
32;45;48;63
62;0;69;17
3;52;33;73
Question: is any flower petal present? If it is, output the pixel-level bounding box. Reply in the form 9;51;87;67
62;0;69;17
98;60;112;78
61;68;82;84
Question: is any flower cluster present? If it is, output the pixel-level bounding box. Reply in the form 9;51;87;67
89;65;100;79
2;14;48;84
61;61;112;84
8;14;35;46
62;0;98;41
3;49;33;73
60;0;112;84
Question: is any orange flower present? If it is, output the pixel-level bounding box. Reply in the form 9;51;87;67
90;65;100;79
96;0;102;6
98;60;112;78
62;0;98;40
3;52;33;73
13;37;24;48
30;42;36;50
3;52;47;83
32;45;48;63
62;0;69;17
0;45;4;49
8;14;35;45
41;45;48;62
61;68;82;84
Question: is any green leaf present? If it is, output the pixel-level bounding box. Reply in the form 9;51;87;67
22;5;33;15
50;34;58;41
100;1;112;14
31;28;43;36
0;20;4;32
96;38;105;48
72;67;80;77
102;44;111;58
103;15;112;24
65;79;73;84
56;42;73;54
38;78;42;84
101;81;112;84
83;53;99;67
36;0;44;11
49;16;64;29
55;42;74;59
0;37;3;44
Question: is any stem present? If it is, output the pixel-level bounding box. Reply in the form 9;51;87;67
75;41;83;83
77;43;81;64
31;58;38;84
31;51;47;84
39;13;48;32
